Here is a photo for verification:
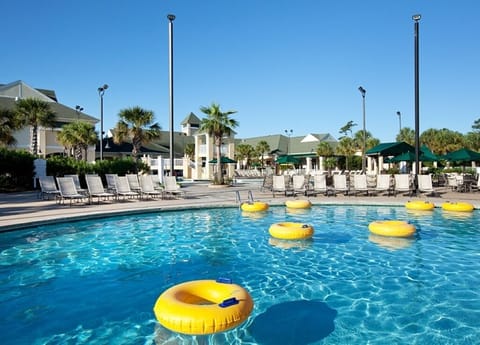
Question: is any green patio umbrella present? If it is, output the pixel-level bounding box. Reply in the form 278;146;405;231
389;149;439;163
275;155;299;164
442;148;480;162
208;156;237;164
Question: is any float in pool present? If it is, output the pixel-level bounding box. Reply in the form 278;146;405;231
368;220;416;237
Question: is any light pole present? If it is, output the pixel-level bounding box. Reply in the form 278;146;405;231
167;14;175;176
413;14;421;195
358;86;366;173
75;105;83;120
396;111;402;133
98;84;108;161
284;129;293;154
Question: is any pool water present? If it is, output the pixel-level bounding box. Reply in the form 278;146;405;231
1;205;479;344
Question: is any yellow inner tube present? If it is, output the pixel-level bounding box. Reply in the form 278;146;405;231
241;201;269;212
153;279;253;335
441;202;474;212
405;200;435;211
269;222;314;240
285;200;312;209
368;220;416;238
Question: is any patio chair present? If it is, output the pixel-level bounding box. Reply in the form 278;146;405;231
306;174;329;196
85;175;115;204
351;174;369;196
56;177;89;206
105;174;119;194
139;175;163;199
394;174;413;196
116;176;140;200
272;175;294;197
163;176;186;199
292;175;307;196
64;174;87;195
126;174;142;193
418;174;436;196
38;176;61;200
333;175;349;196
373;174;392;196
150;174;163;191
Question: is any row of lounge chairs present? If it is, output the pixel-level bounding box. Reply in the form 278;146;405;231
38;174;185;206
268;174;437;197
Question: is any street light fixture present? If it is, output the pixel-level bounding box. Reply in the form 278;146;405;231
413;14;421;195
396;111;402;133
75;105;84;120
284;129;293;154
167;14;176;176
98;84;109;161
358;86;366;174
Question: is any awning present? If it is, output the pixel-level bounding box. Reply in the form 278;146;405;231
366;142;414;156
209;157;237;164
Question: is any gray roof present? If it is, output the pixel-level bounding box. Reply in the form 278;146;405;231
180;112;201;125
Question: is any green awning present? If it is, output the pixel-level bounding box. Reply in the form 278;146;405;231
209;157;237;164
442;148;480;162
276;155;299;164
366;142;414;156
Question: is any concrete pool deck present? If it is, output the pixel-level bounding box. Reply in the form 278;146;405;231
1;180;479;232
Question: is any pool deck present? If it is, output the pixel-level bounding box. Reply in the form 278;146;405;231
1;181;479;232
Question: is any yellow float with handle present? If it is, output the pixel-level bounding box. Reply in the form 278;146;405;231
368;220;416;238
441;201;474;212
241;201;269;212
153;278;253;335
285;199;312;209
405;200;435;211
269;222;314;240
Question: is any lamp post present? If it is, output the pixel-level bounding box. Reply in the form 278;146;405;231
413;14;421;195
167;14;175;176
98;84;108;161
284;129;293;154
75;105;83;120
358;86;366;173
396;111;402;133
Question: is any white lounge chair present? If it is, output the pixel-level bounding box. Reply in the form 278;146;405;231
352;174;369;196
373;174;392;196
139;175;163;199
56;177;89;206
116;176;140;199
126;174;142;193
38;176;61;200
292;175;307;196
306;174;330;196
64;174;87;195
86;175;115;203
333;175;349;196
105;174;119;194
272;175;294;197
418;174;436;196
394;174;413;196
163;176;186;199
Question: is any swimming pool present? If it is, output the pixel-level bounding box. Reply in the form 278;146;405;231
1;205;479;344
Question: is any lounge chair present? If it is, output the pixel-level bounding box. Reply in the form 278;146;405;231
373;174;392;196
139;175;163;199
418;174;436;196
64;174;87;195
306;174;330;196
163;176;186;199
105;174;119;194
126;174;142;193
38;176;61;200
116;176;140;199
272;175;294;197
292;175;307;196
85;175;116;203
333;175;349;196
56;177;89;206
352;174;369;196
394;174;413;196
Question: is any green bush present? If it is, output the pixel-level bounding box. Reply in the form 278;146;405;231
0;148;35;192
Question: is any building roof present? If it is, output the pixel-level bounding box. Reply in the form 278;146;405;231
366;142;414;156
180;112;201;125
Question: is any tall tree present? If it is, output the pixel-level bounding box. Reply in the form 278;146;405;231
184;143;195;160
57;121;98;161
316;141;335;173
0;108;23;146
199;103;238;184
336;137;356;172
15;98;56;155
396;127;415;145
255;140;270;168
113;106;161;160
236;143;255;169
465;118;480;151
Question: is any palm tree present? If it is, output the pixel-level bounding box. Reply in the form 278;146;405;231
236;143;255;169
0;108;23;146
15;98;56;155
199;103;238;184
316;141;335;173
396;127;415;145
184;143;195;160
57;121;98;161
255;140;270;168
113;106;161;160
336;137;356;172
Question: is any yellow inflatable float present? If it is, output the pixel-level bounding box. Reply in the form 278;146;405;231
405;200;435;211
269;222;314;240
368;220;416;238
441;202;474;212
153;278;253;335
241;201;269;212
285;199;312;209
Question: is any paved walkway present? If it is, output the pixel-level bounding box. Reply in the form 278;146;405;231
1;181;479;232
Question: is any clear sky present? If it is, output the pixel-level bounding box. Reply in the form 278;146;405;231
2;0;479;143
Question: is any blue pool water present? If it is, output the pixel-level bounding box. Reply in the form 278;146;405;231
1;205;479;344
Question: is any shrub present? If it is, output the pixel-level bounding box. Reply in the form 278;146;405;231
0;149;35;191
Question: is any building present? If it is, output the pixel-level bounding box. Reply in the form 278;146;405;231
0;80;98;159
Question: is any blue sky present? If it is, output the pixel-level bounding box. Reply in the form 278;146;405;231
3;0;479;142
